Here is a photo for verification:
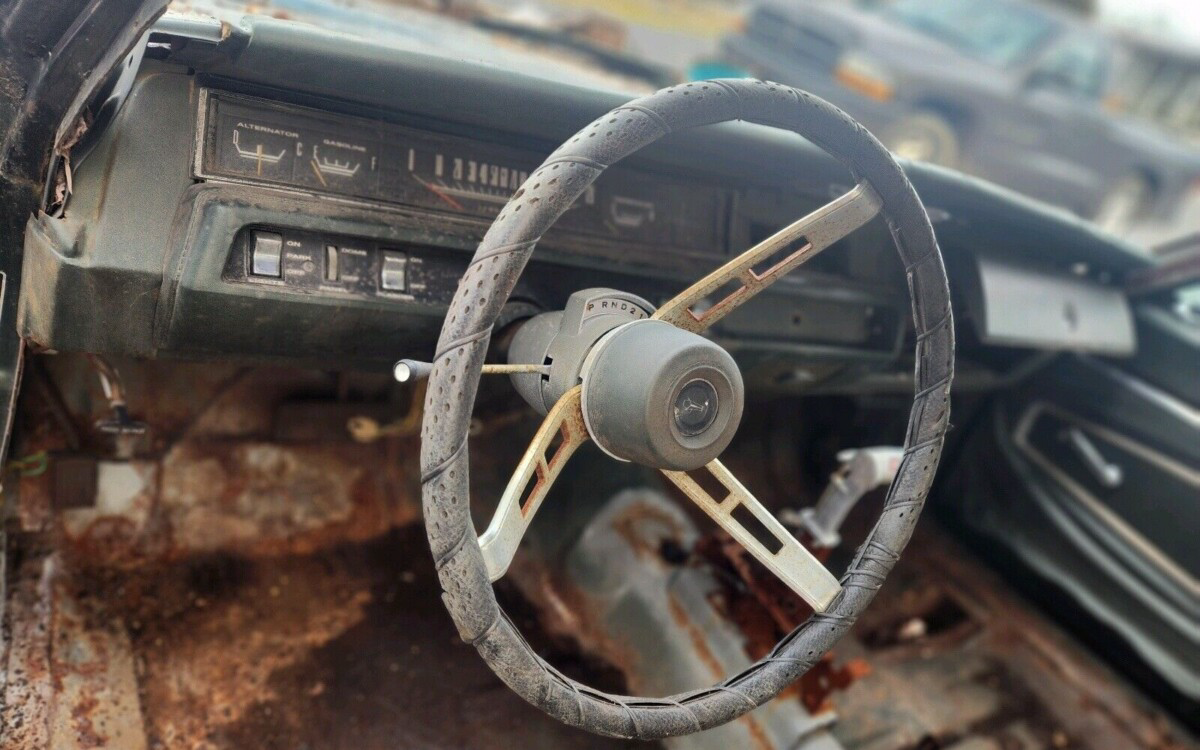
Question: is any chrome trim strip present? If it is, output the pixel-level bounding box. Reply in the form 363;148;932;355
1014;401;1199;597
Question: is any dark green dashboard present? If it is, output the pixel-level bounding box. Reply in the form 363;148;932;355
16;12;1151;391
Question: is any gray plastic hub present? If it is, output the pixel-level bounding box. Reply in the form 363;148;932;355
581;320;743;471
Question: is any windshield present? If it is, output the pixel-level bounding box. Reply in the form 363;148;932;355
880;0;1060;66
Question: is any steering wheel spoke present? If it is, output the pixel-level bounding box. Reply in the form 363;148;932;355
478;386;588;581
661;459;842;612
653;182;882;333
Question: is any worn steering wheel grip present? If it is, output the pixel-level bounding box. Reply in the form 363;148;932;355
420;79;954;739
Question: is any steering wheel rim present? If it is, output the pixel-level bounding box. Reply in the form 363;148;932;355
420;79;955;739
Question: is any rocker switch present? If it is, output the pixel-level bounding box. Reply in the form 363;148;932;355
380;252;407;292
250;230;283;277
325;245;340;281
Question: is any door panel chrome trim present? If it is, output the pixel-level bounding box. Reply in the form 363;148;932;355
1014;401;1199;597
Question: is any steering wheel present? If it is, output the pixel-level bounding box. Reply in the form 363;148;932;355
420;79;954;739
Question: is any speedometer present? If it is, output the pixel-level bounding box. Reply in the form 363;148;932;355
382;140;594;218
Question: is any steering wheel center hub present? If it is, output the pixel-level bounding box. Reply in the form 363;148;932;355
580;319;744;471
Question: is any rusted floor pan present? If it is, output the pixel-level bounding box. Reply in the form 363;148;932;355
3;517;1193;750
826;527;1193;750
0;354;1191;749
1;524;641;750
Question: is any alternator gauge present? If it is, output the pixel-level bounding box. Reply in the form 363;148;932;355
217;116;300;181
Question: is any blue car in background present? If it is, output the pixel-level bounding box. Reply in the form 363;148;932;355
721;0;1200;236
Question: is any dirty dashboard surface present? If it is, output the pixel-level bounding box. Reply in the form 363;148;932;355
4;9;1195;750
20;14;1147;384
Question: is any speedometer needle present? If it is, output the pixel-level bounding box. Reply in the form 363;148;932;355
416;177;464;211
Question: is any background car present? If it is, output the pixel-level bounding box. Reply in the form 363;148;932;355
721;0;1200;235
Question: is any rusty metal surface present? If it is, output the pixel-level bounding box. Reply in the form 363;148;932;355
693;531;872;715
1;526;646;750
512;481;1195;750
1;552;148;750
46;559;148;750
9;356;422;568
695;519;1196;749
2;549;55;749
513;489;841;750
827;523;1195;750
2;355;638;749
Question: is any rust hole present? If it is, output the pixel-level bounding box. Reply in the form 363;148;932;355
859;590;972;650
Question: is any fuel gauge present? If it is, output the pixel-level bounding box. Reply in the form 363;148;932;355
299;134;379;196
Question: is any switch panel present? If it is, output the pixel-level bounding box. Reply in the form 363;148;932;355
250;230;283;277
226;227;462;306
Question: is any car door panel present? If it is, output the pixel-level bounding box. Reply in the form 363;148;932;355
944;294;1200;703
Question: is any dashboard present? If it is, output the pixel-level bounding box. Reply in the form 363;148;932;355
14;13;1152;394
202;89;731;312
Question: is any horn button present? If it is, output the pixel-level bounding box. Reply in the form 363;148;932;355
580;319;744;471
673;378;719;436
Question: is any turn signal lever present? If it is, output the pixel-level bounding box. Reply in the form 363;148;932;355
782;446;904;550
392;359;549;383
394;289;652;388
